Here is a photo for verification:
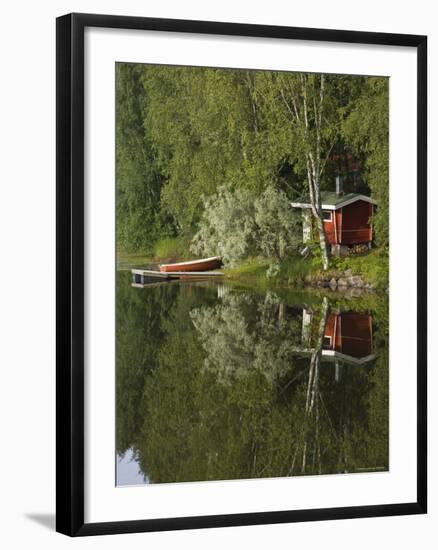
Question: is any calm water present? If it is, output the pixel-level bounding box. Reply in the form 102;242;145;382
116;271;388;485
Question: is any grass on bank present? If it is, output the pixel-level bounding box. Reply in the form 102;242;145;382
224;247;388;291
223;258;271;282
153;236;192;261
117;236;193;270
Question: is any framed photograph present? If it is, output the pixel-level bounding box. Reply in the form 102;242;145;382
56;13;427;536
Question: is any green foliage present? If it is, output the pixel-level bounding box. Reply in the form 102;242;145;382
116;64;166;253
191;185;301;266
342;78;389;247
225;248;388;291
276;254;317;285
223;257;271;282
190;186;258;266
330;248;389;289
116;64;389;271
254;186;302;261
154;236;192;260
139;67;267;233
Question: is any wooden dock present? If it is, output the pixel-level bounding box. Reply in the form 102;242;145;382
131;268;224;286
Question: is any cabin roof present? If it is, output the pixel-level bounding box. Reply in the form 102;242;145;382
291;192;377;211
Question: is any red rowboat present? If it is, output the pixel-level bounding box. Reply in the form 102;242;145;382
159;256;222;273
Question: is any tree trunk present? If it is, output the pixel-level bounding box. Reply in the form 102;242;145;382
306;296;329;413
315;213;330;270
307;155;330;271
301;297;329;474
279;73;331;270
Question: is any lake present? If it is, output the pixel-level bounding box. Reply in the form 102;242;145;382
116;270;388;486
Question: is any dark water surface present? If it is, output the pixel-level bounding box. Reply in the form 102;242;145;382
116;271;388;486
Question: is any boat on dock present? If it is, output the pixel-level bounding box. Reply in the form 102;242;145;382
159;256;222;273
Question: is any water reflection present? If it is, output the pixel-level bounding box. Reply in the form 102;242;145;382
322;310;374;362
116;272;388;485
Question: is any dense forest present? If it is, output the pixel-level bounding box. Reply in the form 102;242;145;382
116;64;389;269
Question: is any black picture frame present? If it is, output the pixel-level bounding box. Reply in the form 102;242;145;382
56;12;427;537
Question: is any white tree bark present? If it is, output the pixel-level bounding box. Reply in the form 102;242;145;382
280;74;331;270
303;75;330;270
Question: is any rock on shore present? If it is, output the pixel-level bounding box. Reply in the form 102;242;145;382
304;270;374;291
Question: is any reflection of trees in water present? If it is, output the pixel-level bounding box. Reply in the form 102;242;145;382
116;275;180;453
298;297;329;474
190;293;335;476
116;276;389;484
190;290;303;384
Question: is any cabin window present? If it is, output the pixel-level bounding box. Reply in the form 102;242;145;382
322;210;332;222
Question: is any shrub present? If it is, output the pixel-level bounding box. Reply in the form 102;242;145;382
254;187;302;261
190;186;257;266
191;185;302;266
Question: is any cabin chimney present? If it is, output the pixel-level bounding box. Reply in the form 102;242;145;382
336;175;343;196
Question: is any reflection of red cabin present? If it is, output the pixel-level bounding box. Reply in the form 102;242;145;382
291;192;377;247
323;311;373;360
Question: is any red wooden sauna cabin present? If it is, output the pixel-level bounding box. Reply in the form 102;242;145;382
291;177;377;255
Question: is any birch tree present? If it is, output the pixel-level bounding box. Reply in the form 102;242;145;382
281;74;336;269
255;72;340;270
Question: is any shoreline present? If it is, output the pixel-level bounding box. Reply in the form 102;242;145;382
118;248;389;294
